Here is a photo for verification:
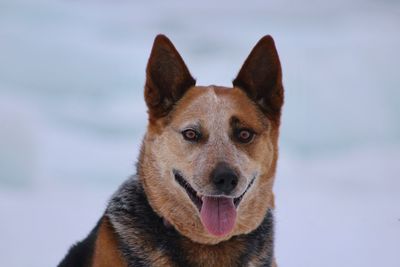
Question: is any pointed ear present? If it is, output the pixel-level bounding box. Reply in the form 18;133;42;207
233;35;284;123
144;34;196;119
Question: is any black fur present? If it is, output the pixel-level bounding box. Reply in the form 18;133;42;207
58;177;275;267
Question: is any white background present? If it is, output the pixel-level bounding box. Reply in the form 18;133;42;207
0;0;399;266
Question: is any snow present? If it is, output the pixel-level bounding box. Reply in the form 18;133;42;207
0;0;399;266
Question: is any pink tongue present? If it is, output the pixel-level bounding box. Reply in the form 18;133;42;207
200;196;237;236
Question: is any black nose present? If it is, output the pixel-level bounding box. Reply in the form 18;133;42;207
211;162;239;194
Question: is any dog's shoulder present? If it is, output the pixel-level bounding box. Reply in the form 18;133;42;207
58;219;101;267
91;216;128;267
57;177;141;267
58;216;128;267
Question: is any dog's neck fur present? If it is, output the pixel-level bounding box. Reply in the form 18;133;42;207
106;177;275;267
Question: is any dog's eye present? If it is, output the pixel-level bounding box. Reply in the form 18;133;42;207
182;129;200;142
235;129;255;143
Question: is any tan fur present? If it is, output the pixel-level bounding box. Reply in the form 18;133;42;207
92;217;127;267
181;237;246;267
140;85;279;244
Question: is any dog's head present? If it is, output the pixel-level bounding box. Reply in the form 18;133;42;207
138;35;283;244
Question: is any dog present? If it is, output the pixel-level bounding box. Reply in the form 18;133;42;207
58;34;284;267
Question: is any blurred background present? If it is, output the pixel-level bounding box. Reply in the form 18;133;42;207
1;0;399;266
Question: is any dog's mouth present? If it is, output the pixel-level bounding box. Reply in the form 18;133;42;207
173;170;255;236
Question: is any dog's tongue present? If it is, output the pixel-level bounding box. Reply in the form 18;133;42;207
200;196;236;236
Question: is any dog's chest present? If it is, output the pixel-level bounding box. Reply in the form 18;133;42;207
119;226;273;267
131;240;266;267
107;180;274;267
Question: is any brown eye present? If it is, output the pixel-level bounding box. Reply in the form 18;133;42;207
182;129;200;142
236;129;254;143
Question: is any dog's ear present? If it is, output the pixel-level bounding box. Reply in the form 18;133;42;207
233;35;283;123
145;34;196;119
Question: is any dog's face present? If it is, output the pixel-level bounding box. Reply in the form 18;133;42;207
139;35;283;244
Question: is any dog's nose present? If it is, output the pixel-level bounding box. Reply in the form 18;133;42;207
211;162;238;194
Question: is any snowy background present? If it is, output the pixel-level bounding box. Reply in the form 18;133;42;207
1;0;399;266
